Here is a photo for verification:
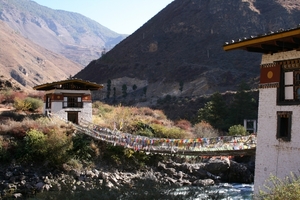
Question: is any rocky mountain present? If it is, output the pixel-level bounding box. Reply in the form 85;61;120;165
0;21;82;90
74;0;300;108
0;0;127;66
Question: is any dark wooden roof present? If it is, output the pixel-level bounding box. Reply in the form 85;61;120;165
223;26;300;53
33;79;103;91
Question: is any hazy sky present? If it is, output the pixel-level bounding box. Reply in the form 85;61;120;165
32;0;174;34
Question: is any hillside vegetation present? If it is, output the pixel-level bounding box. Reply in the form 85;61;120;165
0;86;255;168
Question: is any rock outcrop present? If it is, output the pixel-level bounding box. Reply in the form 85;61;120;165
0;156;254;198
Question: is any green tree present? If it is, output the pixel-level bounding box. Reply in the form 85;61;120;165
113;87;116;101
132;84;137;91
143;86;147;97
229;82;257;126
228;124;248;136
106;79;111;99
179;81;184;92
122;84;127;98
197;92;228;130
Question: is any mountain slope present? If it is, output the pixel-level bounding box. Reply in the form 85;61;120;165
0;0;127;66
0;21;82;90
75;0;300;106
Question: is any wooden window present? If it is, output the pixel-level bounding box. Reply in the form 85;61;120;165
46;95;51;108
278;69;300;104
63;96;83;108
277;111;292;142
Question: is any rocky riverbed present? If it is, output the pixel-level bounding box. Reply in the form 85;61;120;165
0;155;254;199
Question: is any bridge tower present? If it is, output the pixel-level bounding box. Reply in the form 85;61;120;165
33;78;103;124
224;26;300;194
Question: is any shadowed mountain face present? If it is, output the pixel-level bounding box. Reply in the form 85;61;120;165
0;0;127;66
0;21;82;90
74;0;300;106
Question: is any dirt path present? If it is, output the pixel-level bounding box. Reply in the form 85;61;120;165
0;108;11;112
0;105;14;112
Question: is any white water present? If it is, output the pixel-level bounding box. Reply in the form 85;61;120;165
174;183;254;199
32;182;254;200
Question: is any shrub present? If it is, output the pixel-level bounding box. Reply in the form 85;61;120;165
0;139;7;161
139;107;155;116
152;109;167;120
1;119;29;138
23;129;47;161
63;158;83;171
69;133;97;161
45;129;72;166
151;124;185;139
13;97;43;112
92;101;113;116
0;115;76;165
131;121;154;137
193;121;220;138
175;119;192;131
0;89;14;103
91;103;190;139
258;173;300;200
13;98;31;111
228;124;248;136
102;105;133;132
24;97;43;111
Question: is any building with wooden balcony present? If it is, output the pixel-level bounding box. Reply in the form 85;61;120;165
33;79;103;124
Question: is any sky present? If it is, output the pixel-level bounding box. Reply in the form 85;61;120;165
32;0;174;34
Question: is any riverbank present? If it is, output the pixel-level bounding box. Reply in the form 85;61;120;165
0;155;254;199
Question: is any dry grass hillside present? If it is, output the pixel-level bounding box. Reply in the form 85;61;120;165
0;0;127;66
0;21;82;90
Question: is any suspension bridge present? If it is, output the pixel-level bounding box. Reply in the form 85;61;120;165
54;115;257;157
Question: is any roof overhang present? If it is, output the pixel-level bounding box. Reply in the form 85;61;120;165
223;27;300;53
33;79;103;91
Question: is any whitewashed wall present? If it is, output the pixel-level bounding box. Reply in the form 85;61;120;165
254;51;300;193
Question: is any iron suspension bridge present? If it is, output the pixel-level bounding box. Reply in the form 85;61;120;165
53;115;257;157
79;119;256;157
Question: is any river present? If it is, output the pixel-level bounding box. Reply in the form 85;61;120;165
31;183;253;200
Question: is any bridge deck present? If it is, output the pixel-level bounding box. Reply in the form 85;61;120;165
146;148;256;156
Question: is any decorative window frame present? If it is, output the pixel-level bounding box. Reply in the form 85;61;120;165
45;94;51;109
63;96;83;108
277;59;300;105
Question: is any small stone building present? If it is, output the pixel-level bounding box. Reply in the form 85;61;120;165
224;26;300;194
33;79;103;124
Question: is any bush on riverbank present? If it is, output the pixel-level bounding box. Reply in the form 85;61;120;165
258;173;300;200
0;113;165;169
0;116;74;165
0;98;222;168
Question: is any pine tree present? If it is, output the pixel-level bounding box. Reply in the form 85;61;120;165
198;92;228;130
106;79;111;99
